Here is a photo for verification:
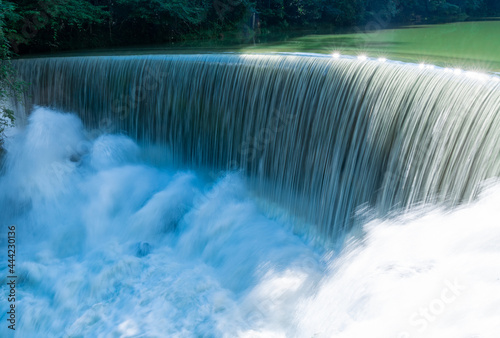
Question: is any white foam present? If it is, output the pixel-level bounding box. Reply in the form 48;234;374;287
1;108;499;337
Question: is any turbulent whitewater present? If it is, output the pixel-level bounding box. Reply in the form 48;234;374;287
1;54;499;337
13;54;500;237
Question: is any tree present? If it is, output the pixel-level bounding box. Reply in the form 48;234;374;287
4;0;107;53
107;0;253;43
320;0;365;26
448;0;484;13
110;0;214;42
0;1;20;148
283;0;322;26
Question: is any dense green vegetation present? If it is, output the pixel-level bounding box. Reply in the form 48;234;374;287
0;1;19;147
0;0;499;54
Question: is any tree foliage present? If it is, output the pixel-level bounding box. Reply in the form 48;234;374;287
0;1;19;147
0;0;498;53
3;0;107;52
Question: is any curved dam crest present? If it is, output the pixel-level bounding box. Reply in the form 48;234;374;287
13;54;500;237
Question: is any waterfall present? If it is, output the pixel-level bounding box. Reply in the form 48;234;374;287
13;54;500;237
